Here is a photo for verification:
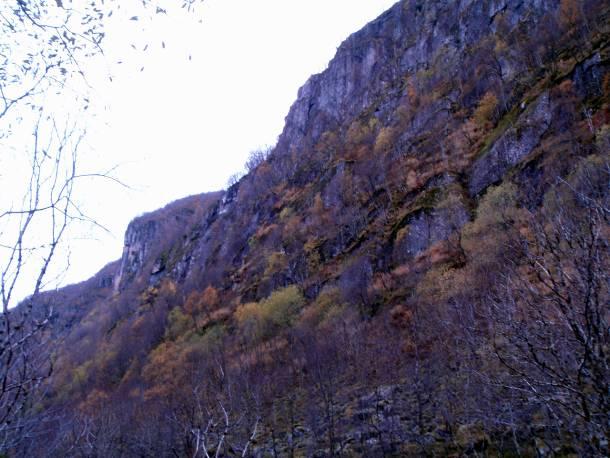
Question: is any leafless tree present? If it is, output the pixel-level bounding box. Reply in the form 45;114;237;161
0;1;207;453
296;327;348;457
245;147;272;173
163;348;262;458
0;113;87;451
490;157;609;455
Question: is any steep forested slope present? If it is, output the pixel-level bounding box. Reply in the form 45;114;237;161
10;0;609;456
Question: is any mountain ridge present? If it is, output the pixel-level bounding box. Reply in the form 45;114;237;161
11;0;610;455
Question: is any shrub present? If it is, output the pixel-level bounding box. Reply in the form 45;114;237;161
461;181;523;268
235;302;264;341
263;285;305;328
473;91;499;127
300;286;345;327
264;251;288;279
374;126;396;155
165;307;191;341
235;285;305;342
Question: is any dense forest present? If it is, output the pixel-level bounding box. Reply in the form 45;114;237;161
2;0;609;456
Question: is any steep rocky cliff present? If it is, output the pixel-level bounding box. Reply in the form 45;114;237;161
15;1;609;456
98;0;608;301
111;193;221;291
278;0;559;152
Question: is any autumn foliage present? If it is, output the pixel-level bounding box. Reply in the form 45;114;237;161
7;1;610;456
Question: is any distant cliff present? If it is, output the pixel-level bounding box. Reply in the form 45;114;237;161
112;193;221;292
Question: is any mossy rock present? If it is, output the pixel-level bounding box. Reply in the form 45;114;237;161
388;187;442;241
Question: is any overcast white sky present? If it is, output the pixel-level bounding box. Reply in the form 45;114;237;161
25;0;398;292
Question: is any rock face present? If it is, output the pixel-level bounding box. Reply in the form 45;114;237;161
113;219;158;291
276;0;559;155
50;0;606;325
105;0;602;297
112;193;222;292
97;0;607;300
469;92;553;196
401;204;468;258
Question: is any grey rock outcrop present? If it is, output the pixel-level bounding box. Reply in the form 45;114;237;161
469;92;552;196
276;0;559;155
401;204;469;258
113;219;158;292
112;193;221;291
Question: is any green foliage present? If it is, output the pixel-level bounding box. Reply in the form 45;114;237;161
412;187;442;211
594;125;609;152
165;307;192;341
345;117;378;152
199;324;226;348
234;301;262;340
304;237;323;272
461;181;521;261
235;285;305;342
19;1;610;452
473;182;518;227
264;285;305;328
300;286;346;327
